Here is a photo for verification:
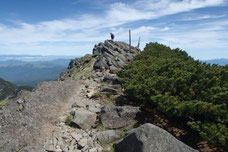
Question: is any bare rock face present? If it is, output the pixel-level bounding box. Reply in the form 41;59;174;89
101;105;141;129
114;123;198;152
93;40;140;73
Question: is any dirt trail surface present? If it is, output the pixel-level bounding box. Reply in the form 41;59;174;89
0;78;83;152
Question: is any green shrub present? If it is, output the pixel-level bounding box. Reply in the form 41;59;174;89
118;42;228;150
0;100;7;109
65;115;73;125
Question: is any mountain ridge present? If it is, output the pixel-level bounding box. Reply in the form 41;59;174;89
0;59;71;86
203;58;228;66
0;40;205;152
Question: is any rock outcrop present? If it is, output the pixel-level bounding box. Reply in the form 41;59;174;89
114;123;198;152
58;40;140;81
93;40;140;73
101;105;141;129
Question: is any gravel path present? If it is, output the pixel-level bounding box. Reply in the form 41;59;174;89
0;79;83;152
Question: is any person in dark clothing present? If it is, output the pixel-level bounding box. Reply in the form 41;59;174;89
110;32;115;40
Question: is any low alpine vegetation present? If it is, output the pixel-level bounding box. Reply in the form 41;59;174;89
118;42;228;150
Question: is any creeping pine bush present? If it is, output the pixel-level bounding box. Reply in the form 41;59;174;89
118;42;228;150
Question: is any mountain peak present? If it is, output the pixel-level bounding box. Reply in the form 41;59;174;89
59;40;140;80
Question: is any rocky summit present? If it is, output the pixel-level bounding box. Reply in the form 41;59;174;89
0;40;198;152
93;40;140;73
58;40;140;80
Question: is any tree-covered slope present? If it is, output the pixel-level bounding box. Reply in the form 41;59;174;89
118;42;228;150
0;77;32;101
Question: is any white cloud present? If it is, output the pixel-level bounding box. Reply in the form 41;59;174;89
181;14;226;21
0;0;227;58
135;0;226;16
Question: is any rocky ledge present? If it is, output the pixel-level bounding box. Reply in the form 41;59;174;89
58;40;140;81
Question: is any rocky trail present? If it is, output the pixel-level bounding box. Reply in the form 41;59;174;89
0;40;198;152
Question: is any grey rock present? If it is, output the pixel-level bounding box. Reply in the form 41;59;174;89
109;65;118;73
45;143;55;152
91;72;103;78
78;138;88;148
103;74;119;84
72;108;97;129
68;54;92;70
87;89;98;99
114;123;198;152
101;106;140;129
53;137;58;147
100;86;117;95
68;146;74;151
116;58;125;68
72;102;85;108
16;98;24;104
55;148;62;152
71;133;82;141
96;130;121;144
88;105;101;113
82;145;89;152
70;110;75;116
92;40;140;73
94;56;108;71
89;148;98;152
93;78;102;83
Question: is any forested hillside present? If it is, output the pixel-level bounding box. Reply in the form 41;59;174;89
0;78;32;101
118;42;228;150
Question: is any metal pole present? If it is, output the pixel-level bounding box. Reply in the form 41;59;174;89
137;36;141;48
129;30;131;52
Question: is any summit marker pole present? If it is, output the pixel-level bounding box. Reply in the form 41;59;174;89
129;30;131;52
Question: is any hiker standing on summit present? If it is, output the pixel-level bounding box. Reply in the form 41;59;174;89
110;32;115;41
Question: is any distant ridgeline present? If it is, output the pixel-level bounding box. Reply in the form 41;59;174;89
203;58;228;66
0;59;71;86
118;43;228;150
0;78;32;101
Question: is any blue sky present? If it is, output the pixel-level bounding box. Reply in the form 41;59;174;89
0;0;228;60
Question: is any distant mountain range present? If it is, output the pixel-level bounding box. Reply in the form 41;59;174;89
0;55;79;87
0;55;226;87
203;58;228;66
0;54;77;62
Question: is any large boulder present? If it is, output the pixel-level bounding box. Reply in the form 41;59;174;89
114;123;198;152
72;108;97;129
101;106;141;129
